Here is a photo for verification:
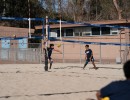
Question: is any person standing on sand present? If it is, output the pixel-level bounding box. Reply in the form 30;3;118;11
83;44;98;70
47;44;62;69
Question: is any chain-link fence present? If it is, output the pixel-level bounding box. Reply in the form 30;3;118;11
0;48;42;64
0;43;42;64
48;42;126;64
0;42;128;64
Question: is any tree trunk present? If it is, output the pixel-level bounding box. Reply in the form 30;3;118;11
113;0;122;20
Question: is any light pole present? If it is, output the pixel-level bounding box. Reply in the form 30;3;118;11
28;0;31;38
59;0;62;40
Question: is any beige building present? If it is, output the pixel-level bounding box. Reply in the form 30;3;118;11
35;19;130;64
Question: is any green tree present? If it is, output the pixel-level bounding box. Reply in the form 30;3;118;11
0;0;46;27
0;0;4;16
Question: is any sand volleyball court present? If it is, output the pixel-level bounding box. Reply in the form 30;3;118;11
0;63;124;100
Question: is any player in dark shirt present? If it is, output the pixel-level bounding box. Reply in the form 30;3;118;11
83;44;98;70
47;44;62;69
96;60;130;100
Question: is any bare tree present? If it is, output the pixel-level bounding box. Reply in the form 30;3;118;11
65;0;91;22
113;0;122;20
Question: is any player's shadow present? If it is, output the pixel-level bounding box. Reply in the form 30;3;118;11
98;67;122;70
54;66;82;69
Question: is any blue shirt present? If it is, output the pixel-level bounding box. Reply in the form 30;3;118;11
100;80;130;100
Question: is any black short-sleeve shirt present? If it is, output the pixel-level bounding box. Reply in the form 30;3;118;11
100;80;130;100
47;47;54;58
85;49;92;58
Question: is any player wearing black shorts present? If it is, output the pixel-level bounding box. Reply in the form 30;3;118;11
47;44;62;69
83;44;98;70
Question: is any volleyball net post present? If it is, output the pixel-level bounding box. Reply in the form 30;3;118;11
28;18;31;38
44;16;49;71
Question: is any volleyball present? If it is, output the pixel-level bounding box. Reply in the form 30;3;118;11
13;34;16;38
57;44;61;48
102;97;110;100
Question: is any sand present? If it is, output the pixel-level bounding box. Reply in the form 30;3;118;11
0;63;124;100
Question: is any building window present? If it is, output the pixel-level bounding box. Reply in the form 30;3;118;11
50;32;57;37
57;30;64;37
66;29;73;36
82;32;91;36
111;32;118;34
80;32;82;36
111;28;118;35
81;27;91;36
34;29;42;34
92;27;100;35
75;32;80;36
101;27;110;35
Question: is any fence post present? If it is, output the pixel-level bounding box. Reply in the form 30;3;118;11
62;43;65;63
14;43;16;64
40;47;42;64
100;44;102;64
80;43;82;63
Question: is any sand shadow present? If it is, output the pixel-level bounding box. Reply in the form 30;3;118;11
54;66;82;70
0;90;97;98
98;67;122;70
